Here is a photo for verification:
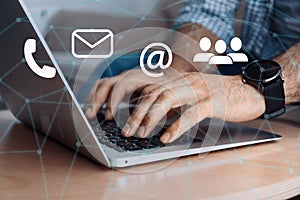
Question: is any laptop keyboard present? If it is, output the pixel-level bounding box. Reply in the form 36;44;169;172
92;113;203;152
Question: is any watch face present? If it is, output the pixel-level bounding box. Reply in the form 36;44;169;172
243;60;281;82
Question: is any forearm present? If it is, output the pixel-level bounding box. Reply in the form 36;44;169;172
273;43;300;104
170;23;219;74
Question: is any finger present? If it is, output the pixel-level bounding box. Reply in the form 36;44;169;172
160;100;211;143
122;85;166;137
137;88;180;138
105;84;127;120
85;79;102;105
134;83;160;102
86;79;114;119
138;82;201;138
85;80;103;118
133;79;200;138
106;71;161;120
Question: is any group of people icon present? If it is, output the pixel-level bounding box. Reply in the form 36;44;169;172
193;37;248;65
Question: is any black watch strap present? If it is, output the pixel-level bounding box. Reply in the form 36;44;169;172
263;80;286;119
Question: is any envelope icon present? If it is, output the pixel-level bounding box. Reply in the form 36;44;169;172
71;29;114;59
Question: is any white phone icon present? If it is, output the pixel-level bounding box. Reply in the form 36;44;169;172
24;39;56;79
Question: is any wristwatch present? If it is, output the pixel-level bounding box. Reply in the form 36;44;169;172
242;60;286;119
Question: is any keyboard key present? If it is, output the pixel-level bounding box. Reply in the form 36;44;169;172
94;131;106;138
114;146;126;152
97;137;107;144
118;134;127;140
115;139;126;147
126;137;140;143
124;143;144;151
104;141;116;149
193;138;203;143
107;135;117;140
132;145;144;151
106;128;117;133
150;137;165;147
110;138;116;143
92;127;103;132
124;143;135;150
136;140;155;149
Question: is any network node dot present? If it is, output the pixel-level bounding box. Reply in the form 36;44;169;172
140;16;146;21
238;159;244;165
76;141;81;147
16;17;21;23
21;58;26;63
118;35;123;40
37;149;42;155
49;25;54;30
187;160;193;166
25;98;30;104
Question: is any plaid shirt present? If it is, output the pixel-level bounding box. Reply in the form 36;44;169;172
174;0;275;59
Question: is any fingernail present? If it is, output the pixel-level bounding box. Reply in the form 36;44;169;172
137;127;145;138
160;132;171;143
105;110;112;119
85;108;92;116
122;124;131;136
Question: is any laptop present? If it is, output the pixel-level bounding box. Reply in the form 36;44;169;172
0;0;281;168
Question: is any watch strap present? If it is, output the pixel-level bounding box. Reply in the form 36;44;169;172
262;80;286;119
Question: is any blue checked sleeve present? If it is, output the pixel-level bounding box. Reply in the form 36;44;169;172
174;0;240;42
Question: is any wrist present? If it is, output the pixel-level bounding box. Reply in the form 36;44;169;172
273;43;300;104
223;75;265;120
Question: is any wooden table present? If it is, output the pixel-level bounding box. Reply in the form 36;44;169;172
0;106;299;200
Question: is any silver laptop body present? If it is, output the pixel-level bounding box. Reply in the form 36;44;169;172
0;0;281;168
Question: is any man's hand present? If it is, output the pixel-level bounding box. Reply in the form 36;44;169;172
120;72;266;143
85;69;174;120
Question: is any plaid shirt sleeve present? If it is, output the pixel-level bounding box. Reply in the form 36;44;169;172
174;0;240;43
